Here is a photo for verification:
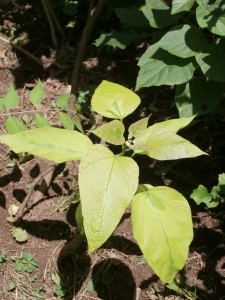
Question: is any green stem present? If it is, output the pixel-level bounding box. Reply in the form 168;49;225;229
120;144;127;156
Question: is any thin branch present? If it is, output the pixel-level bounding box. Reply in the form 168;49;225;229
14;164;55;222
41;0;59;49
46;0;65;41
0;35;43;67
68;0;107;117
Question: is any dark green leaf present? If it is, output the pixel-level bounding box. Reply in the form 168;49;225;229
172;0;195;14
196;43;225;81
151;24;208;58
196;0;225;36
115;6;150;30
95;29;150;50
175;75;223;117
136;48;196;89
142;0;181;28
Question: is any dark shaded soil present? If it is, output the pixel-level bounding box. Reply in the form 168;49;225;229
1;1;225;300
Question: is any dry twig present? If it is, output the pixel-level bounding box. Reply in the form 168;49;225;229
0;35;43;67
14;164;55;222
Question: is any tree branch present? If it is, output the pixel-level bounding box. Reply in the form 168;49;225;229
14;164;55;223
68;0;107;117
0;35;43;68
41;0;59;49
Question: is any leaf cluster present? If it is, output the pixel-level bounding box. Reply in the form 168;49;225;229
191;173;225;208
0;81;84;134
95;0;225;118
0;80;207;284
135;0;225;117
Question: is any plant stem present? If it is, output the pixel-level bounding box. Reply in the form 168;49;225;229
68;0;107;118
120;144;127;156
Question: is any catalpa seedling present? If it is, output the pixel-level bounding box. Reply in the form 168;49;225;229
0;80;207;283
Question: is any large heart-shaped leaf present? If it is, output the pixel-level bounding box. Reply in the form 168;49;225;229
132;186;193;283
142;0;180;28
91;80;140;119
115;6;150;30
171;0;195;14
95;30;150;50
155;116;195;133
79;144;139;253
91;120;125;145
136;48;195;89
175;75;224;117
127;125;206;160
128;116;150;139
196;0;225;36
149;25;208;59
0;127;93;163
196;44;225;81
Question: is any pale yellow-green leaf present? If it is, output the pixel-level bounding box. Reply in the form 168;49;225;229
155;116;195;133
128;125;206;160
79;144;139;252
75;204;85;235
8;204;20;216
136;184;153;193
0;127;93;163
91;120;125;145
91;80;140;119
128;116;150;139
11;227;28;242
132;186;193;283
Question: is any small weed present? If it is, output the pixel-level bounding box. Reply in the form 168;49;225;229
0;250;6;262
54;190;80;212
6;158;17;168
167;281;198;300
14;252;39;273
0;250;44;299
7;204;29;242
51;273;66;298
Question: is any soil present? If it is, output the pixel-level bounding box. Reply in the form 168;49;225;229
0;2;225;300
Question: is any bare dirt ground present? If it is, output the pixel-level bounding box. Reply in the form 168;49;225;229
1;2;225;300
